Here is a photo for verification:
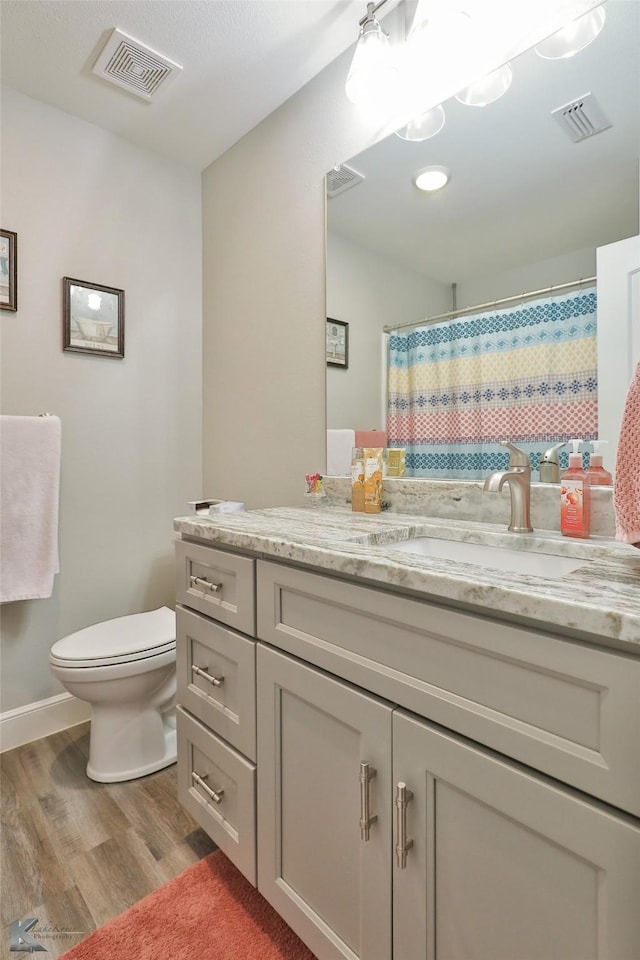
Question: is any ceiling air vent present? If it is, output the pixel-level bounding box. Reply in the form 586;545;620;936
326;164;365;199
551;92;612;143
92;28;183;102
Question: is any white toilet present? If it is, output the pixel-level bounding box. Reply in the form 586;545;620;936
49;606;177;783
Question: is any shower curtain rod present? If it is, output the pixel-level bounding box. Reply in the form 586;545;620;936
383;276;597;334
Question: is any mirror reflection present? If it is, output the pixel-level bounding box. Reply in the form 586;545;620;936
326;1;639;480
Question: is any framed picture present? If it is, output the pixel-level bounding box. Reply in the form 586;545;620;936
0;229;17;312
63;277;125;359
326;318;348;368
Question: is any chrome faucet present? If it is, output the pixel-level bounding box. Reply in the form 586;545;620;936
539;441;566;483
483;441;533;533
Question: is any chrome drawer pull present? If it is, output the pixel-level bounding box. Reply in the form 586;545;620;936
189;574;222;593
395;781;413;869
359;761;378;841
191;664;224;687
192;771;224;805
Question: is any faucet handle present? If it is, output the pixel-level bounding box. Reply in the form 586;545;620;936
500;441;531;469
541;441;567;465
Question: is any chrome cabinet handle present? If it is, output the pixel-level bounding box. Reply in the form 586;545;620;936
395;781;413;869
189;574;222;593
359;761;378;841
191;664;224;687
192;771;224;805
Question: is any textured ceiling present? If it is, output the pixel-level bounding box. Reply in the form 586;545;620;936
0;0;367;170
0;0;603;174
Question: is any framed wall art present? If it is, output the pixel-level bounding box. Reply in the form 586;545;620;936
63;277;125;359
326;318;348;368
0;229;17;312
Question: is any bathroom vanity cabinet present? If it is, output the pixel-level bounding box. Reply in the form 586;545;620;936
175;535;640;960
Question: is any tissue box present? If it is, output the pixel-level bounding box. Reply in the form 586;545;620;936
187;499;245;516
208;501;245;515
188;500;222;515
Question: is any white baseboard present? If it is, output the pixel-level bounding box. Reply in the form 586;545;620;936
0;692;91;752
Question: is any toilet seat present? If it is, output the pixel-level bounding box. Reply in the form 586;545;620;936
50;607;176;669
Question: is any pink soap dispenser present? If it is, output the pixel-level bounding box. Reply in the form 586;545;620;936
560;439;590;539
586;440;613;485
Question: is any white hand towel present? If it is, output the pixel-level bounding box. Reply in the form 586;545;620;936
327;429;355;476
0;415;61;602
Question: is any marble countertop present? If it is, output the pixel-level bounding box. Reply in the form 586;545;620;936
174;506;640;651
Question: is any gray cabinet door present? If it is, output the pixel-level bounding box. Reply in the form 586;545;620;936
257;644;393;960
393;710;640;960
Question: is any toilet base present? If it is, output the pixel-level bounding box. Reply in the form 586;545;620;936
87;727;177;783
86;700;177;783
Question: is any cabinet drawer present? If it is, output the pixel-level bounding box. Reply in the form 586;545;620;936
177;605;256;760
257;560;640;818
177;705;256;885
176;539;255;636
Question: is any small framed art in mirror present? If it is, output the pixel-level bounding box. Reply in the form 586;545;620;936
63;277;125;359
326;318;348;368
0;229;17;312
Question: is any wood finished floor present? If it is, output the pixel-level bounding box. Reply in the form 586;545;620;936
1;721;216;958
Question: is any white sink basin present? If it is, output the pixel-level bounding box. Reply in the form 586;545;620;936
390;537;589;578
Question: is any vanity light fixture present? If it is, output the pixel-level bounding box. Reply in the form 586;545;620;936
403;3;474;105
345;1;400;114
534;4;606;59
414;165;450;192
346;1;608;128
455;62;513;107
395;103;446;141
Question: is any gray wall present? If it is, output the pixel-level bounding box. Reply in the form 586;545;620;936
201;51;384;508
326;231;451;430
456;246;598;309
0;89;203;712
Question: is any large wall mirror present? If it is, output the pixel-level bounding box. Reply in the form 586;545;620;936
326;0;639;479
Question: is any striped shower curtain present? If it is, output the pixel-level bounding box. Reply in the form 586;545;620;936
386;286;598;479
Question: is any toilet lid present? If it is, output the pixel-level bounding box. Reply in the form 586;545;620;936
50;607;176;664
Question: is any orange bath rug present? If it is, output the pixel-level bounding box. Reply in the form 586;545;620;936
60;850;316;960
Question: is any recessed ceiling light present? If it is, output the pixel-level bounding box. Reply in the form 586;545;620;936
414;165;450;192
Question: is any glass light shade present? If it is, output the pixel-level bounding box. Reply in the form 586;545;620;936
455;62;512;107
345;17;399;112
534;5;606;60
404;7;474;95
414;165;450;192
395;104;446;142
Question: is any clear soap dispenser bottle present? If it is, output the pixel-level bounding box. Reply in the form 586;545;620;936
560;439;590;538
586;440;613;485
